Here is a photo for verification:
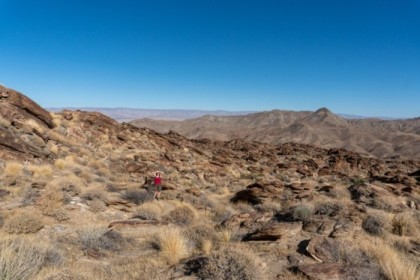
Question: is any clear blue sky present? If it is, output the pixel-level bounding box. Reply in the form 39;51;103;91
0;0;419;118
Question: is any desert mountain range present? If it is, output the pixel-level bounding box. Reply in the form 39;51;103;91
131;108;420;160
0;84;419;279
48;107;255;122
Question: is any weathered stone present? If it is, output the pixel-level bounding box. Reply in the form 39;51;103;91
306;236;341;263
297;263;383;280
109;219;163;229
231;182;282;205
243;221;302;241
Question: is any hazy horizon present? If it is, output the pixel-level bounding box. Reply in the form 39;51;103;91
1;0;419;118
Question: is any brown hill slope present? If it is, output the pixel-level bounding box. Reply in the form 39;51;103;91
131;107;420;159
0;85;419;279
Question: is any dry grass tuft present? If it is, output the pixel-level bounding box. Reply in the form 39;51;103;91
154;227;190;265
359;236;419;280
3;161;23;177
164;204;197;226
133;202;163;220
392;212;418;237
54;156;76;170
5;212;44;234
29;164;53;178
25;118;46;133
185;223;219;253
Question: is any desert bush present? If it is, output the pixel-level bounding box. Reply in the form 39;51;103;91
77;227;125;252
0;238;48;280
362;214;389;236
3;161;23;177
38;188;63;216
82;189;106;202
392;213;417;237
314;201;347;217
0;237;62;279
5;213;44;234
122;190;150;205
49;208;70;221
87;199;107;213
164;205;196;226
186;245;263;280
133;202;163;220
153;227;190;265
292;204;313;221
185;224;219;253
351;177;366;186
211;205;234;224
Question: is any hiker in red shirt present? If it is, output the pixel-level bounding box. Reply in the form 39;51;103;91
153;172;162;200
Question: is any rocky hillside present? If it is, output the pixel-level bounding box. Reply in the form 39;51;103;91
0;85;419;280
131;108;420;160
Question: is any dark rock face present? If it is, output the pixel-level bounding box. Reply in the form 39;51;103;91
0;85;54;128
0;126;46;158
230;182;282;205
0;85;54;159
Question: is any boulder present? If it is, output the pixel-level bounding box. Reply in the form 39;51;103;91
306;236;340;263
0;85;54;128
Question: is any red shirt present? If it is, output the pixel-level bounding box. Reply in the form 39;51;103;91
154;177;161;185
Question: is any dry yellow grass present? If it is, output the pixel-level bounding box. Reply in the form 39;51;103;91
155;227;190;265
202;239;213;255
47;130;68;144
25;118;46;134
47;142;59;155
3;161;23;177
134;201;164;220
359;235;419;280
54;156;76;170
392;212;418;237
4;211;44;234
50;112;63;127
29;164;53;178
219;229;232;243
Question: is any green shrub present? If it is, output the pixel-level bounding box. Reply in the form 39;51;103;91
292;204;313;221
362;215;388;236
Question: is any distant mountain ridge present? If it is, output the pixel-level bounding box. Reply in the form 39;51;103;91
130;108;420;160
48;107;399;122
48;107;255;122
